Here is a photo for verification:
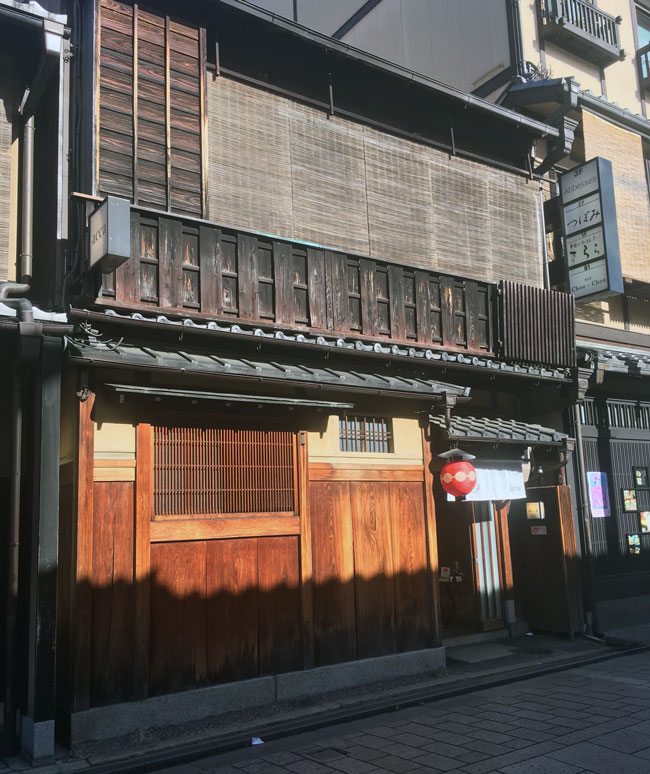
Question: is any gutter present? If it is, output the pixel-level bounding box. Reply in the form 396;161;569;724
215;0;559;140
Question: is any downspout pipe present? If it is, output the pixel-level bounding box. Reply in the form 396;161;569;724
3;370;23;746
572;404;600;637
20;116;35;284
2;91;36;750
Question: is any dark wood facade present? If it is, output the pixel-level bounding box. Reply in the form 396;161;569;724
60;408;441;709
54;0;580;739
95;207;576;370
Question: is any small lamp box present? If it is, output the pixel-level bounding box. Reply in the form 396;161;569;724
89;195;131;272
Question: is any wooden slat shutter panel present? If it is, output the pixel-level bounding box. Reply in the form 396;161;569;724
98;0;135;199
98;1;204;217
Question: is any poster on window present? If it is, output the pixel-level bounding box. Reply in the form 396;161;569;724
586;471;611;518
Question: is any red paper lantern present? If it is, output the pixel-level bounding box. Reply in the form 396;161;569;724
440;459;477;498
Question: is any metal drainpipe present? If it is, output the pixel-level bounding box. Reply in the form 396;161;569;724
572;404;600;636
539;180;551;290
2;113;36;746
20;116;35;284
4;369;23;745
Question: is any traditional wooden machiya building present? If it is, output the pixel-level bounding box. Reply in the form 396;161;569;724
1;0;582;761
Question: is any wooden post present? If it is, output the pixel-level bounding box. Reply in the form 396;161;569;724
421;424;442;648
73;391;95;711
134;423;152;698
298;431;315;668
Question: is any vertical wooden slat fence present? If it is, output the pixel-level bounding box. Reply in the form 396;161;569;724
153;426;296;517
500;280;575;368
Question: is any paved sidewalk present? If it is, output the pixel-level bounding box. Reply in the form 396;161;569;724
153;651;650;774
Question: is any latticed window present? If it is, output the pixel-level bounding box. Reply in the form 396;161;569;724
153;426;296;517
339;416;393;453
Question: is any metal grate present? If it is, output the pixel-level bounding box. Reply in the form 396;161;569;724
339;416;392;453
153;426;296;516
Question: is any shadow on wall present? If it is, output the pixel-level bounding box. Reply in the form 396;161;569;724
54;566;438;713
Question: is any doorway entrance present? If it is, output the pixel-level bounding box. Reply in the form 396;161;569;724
435;488;506;637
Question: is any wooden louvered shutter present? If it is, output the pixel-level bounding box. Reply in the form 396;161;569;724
98;0;205;217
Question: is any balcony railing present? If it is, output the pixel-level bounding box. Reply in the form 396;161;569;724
538;0;623;67
637;42;650;91
92;206;576;370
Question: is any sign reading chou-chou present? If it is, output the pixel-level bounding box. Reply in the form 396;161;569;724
559;157;623;302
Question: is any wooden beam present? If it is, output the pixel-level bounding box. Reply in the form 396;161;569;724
298;431;314;668
134;423;152;699
309;463;424;482
150;515;300;543
421;424;442;648
73;393;95;711
199;25;208;218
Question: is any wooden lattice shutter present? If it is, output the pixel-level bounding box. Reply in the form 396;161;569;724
98;0;205;217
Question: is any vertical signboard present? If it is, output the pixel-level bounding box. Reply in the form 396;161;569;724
560;158;623;301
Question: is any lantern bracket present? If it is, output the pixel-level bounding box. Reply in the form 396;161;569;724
437;447;476;462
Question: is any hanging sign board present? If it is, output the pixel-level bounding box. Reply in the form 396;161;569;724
559;158;623;302
89;195;131;272
447;463;526;502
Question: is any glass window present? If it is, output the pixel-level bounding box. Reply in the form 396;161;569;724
339;416;393;453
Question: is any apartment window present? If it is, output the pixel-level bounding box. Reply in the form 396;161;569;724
638;6;650;48
339;416;393;453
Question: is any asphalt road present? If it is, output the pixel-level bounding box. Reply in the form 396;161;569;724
154;651;650;774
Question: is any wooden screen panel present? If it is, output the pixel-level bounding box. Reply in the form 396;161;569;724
90;481;135;706
149;541;207;695
350;482;397;658
206;538;259;683
98;0;134;199
309;482;357;666
153;426;296;517
98;0;203;215
389;483;432;652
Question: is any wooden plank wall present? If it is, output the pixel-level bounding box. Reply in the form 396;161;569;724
69;416;438;707
97;0;204;216
308;465;436;666
104;212;496;356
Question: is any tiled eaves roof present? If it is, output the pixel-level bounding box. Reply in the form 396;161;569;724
69;308;574;383
578;340;650;378
66;337;472;401
429;414;570;447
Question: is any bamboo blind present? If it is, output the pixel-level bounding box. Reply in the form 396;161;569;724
0;53;14;282
153;426;296;517
582;110;650;285
207;76;544;288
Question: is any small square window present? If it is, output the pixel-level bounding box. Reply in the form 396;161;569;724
339;415;393;453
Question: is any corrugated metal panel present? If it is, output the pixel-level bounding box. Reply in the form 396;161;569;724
473;503;502;622
0;53;15;282
206;76;545;287
583;435;650;564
